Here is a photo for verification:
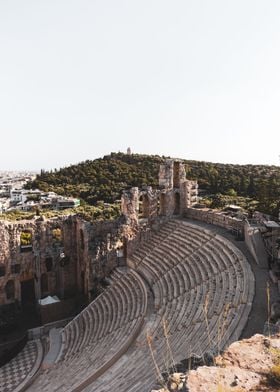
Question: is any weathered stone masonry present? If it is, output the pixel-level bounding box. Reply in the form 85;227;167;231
0;159;198;308
0;216;127;307
121;159;198;223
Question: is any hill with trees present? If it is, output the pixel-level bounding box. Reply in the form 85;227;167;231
25;152;280;217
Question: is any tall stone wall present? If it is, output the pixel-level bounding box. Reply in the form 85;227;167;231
180;180;198;211
0;217;80;306
158;159;187;189
139;187;159;220
159;190;177;217
185;208;244;234
0;216;127;307
121;160;198;223
82;218;128;298
121;187;139;223
173;161;187;188
159;159;174;189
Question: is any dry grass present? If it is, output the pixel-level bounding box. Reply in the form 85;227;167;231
203;293;211;349
146;295;234;392
269;346;280;365
269;364;280;384
266;281;271;337
162;318;176;375
217;303;231;357
146;332;167;389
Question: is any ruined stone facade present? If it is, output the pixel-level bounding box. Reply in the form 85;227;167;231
121;159;198;223
185;207;245;234
0;160;197;308
0;216;126;307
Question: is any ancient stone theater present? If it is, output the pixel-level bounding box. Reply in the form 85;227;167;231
0;160;255;392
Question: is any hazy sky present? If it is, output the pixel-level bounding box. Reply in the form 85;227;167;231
1;1;280;170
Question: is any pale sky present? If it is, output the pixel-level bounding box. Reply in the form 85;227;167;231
1;1;280;170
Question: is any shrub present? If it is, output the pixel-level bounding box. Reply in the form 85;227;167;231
20;231;32;246
268;364;280;386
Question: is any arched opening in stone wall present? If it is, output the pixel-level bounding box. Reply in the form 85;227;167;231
0;264;6;277
157;198;161;215
139;194;149;219
80;229;85;250
52;228;62;244
5;280;15;300
20;231;32;252
21;280;35;306
45;257;53;272
174;193;180;215
159;193;166;215
106;233;111;250
41;273;48;295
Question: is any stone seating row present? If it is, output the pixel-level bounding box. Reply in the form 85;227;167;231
131;221;240;279
61;269;144;359
84;219;255;392
132;220;180;261
139;231;243;307
26;219;254;392
142;224;247;284
93;283;252;392
29;269;147;392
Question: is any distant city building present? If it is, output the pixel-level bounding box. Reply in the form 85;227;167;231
127;147;132;155
52;197;81;210
0;198;9;213
0;172;80;213
8;189;80;212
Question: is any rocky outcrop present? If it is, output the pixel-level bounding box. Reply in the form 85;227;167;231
187;334;280;392
152;334;280;392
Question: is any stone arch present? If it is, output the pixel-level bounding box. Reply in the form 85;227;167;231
139;193;150;219
45;257;53;272
80;229;85;250
5;280;15;300
52;227;62;243
20;230;32;252
157;196;161;215
0;264;6;277
106;233;112;250
173;162;180;188
174;192;180;215
159;193;166;216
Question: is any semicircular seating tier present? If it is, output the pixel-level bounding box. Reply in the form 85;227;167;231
82;219;255;392
0;340;43;392
28;269;147;392
26;218;254;392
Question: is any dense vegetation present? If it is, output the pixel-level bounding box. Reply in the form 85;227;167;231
26;153;163;203
25;152;280;217
185;160;280;215
0;203;120;222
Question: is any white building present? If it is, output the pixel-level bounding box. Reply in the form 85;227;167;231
8;188;80;212
0;198;10;213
